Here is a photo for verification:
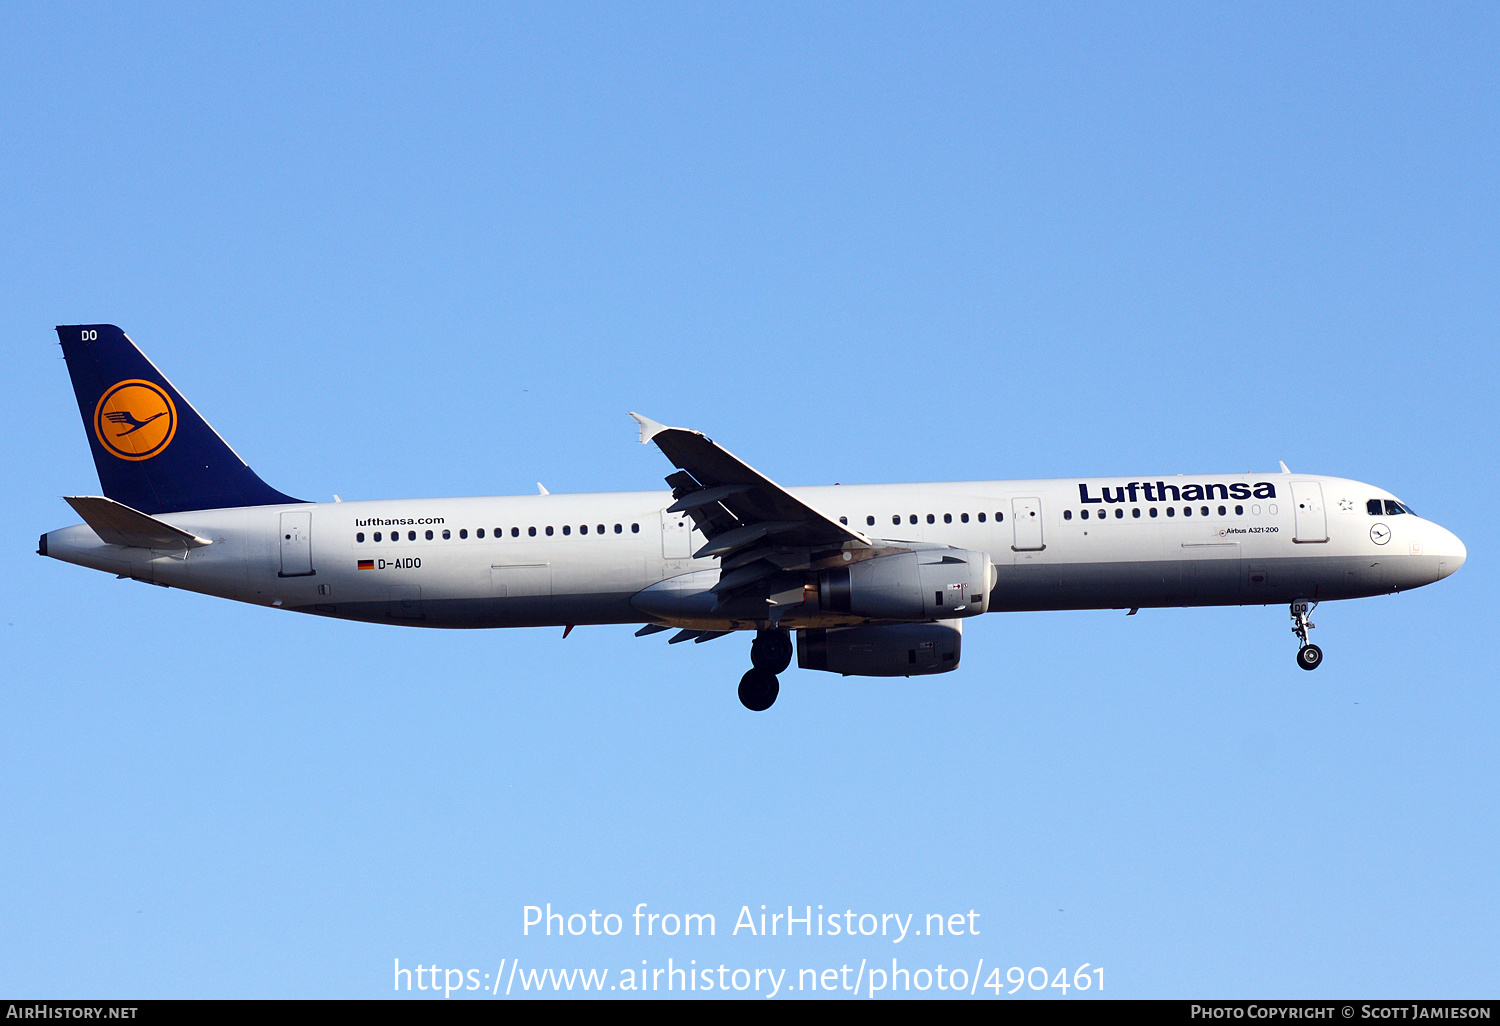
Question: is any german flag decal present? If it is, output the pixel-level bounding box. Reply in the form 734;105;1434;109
357;559;375;570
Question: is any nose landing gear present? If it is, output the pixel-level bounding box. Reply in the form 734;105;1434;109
1291;600;1322;670
740;629;793;710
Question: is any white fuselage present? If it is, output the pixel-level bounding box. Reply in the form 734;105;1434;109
41;473;1466;630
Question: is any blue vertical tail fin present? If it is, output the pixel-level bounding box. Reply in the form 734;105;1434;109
57;324;304;515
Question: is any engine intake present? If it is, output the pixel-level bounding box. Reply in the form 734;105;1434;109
818;549;990;620
797;620;963;676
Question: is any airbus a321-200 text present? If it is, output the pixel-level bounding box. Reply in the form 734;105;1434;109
40;325;1466;710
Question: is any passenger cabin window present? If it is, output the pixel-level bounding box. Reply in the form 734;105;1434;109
407;531;416;541
1064;510;1073;521
977;513;986;523
632;523;640;533
960;513;969;523
374;532;382;541
909;515;918;525
443;529;452;540
614;524;623;534
892;515;900;526
927;514;935;524
356;532;365;542
839;516;847;525
866;516;875;526
561;525;570;535
476;529;484;538
943;513;952;524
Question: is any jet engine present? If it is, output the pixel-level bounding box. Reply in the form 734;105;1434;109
797;620;963;676
817;549;991;620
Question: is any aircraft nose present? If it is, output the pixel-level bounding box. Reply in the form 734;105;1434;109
1432;524;1466;578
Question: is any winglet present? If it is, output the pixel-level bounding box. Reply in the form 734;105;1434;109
1279;460;1291;474
629;412;669;445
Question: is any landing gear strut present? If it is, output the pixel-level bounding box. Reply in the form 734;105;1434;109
740;629;792;710
1291;600;1322;671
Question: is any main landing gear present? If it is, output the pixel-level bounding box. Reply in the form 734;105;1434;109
1290;600;1323;671
740;629;793;711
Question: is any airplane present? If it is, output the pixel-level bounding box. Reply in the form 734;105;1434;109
40;324;1466;711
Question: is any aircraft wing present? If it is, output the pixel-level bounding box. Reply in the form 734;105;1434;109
630;413;872;568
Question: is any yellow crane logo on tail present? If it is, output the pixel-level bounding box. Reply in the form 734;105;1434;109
93;379;177;461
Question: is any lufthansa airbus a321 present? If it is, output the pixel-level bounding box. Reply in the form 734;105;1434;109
40;325;1466;710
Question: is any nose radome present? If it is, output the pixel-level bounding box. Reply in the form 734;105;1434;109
1433;524;1466;577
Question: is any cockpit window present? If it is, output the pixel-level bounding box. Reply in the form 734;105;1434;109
1385;499;1410;516
1367;499;1383;515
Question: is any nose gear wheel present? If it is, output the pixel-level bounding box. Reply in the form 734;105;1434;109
1290;600;1323;671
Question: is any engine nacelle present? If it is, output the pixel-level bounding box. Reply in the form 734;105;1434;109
818;549;990;620
797;620;963;677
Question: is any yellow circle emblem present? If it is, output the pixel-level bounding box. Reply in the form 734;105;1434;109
93;379;177;461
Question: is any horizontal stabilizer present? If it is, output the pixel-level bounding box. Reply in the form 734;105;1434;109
64;495;212;549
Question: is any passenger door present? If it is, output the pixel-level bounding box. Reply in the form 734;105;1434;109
1291;481;1328;543
1011;497;1045;551
278;511;314;577
662;511;692;559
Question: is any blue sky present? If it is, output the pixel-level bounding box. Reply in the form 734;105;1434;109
2;2;1496;998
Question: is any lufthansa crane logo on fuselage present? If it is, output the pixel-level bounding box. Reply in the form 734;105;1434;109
93;379;177;461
